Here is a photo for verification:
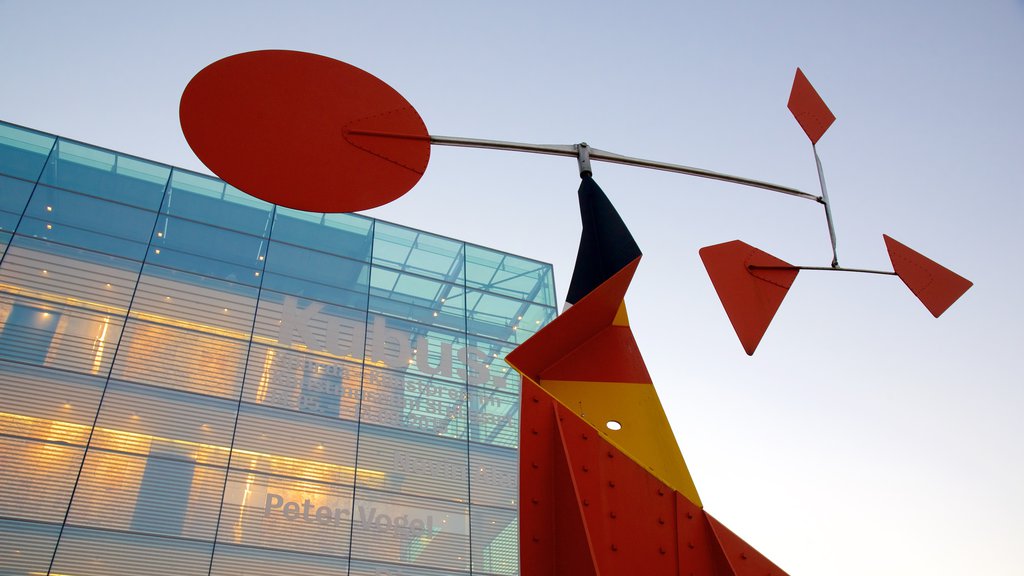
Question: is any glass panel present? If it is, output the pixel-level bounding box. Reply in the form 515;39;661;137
467;335;523;395
0;121;55;180
51;526;213;576
370;269;466;332
466;289;556;345
469;445;517;509
356;423;469;500
108;265;256;399
0;174;35;233
227;404;360;483
20;185;157;260
258;295;370;360
262;241;370;309
0;359;105;433
113;320;249;400
242;343;364;421
67;450;226;540
216;469;353;558
149;216;267;285
2;230;145;277
359;366;467;439
471;507;518;575
164;170;273;236
349;487;470;572
468;388;519;448
211;544;349;576
466;244;555;307
349;558;465;576
372;221;465;283
0;518;61;576
272;207;374;262
89;381;236;468
0;295;127;376
0;437;83;522
39;140;169;210
362;313;468;386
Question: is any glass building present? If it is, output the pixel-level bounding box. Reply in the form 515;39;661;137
0;120;557;576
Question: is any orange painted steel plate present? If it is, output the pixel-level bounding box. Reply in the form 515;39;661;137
544;379;701;505
884;234;972;317
707;513;790;575
506;257;640;381
788;67;835;145
555;402;682;575
539;325;652;384
180;50;430;213
700;240;798;355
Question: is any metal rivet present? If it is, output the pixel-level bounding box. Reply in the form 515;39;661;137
657;488;665;496
611;544;618;552
609;511;617;519
659;546;666;555
583;499;589;506
531;462;539;469
531;498;539;504
608;480;615;488
582;465;589;472
582;433;588;440
607;451;614;458
531;396;539;403
658;517;665;525
740;553;748;560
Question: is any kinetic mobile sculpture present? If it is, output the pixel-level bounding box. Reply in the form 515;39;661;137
180;50;971;574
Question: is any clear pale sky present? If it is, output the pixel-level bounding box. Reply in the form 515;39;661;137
2;2;1022;574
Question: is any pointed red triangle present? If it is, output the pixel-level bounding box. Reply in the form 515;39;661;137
707;513;790;576
700;241;799;355
539;324;652;383
507;257;640;380
788;68;835;145
884;235;972;317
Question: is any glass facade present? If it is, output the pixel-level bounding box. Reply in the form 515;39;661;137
0;121;557;576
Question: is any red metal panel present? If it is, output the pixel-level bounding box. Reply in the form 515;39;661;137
180;50;430;213
506;257;640;381
787;68;836;145
699;240;799;355
539;325;652;384
519;379;597;576
555;403;682;576
676;492;733;576
707;513;790;576
884;234;972;317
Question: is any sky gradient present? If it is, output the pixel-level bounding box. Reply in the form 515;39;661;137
2;2;1022;574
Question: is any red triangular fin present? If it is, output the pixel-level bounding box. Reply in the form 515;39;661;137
700;240;798;355
884;234;972;317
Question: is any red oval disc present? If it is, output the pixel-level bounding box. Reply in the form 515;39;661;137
180;50;430;213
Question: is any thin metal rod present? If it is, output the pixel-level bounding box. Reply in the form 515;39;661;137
428;134;577;156
425;133;821;202
587;146;819;201
749;264;896;276
814;144;840;267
